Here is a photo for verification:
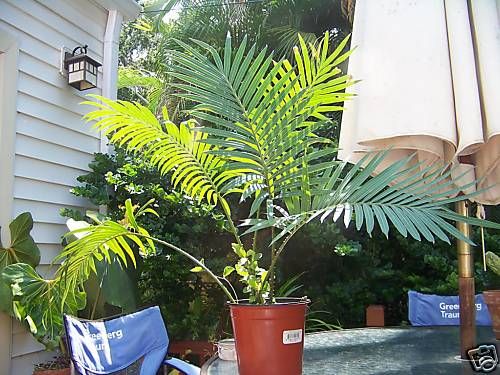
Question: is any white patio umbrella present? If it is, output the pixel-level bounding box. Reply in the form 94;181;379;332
339;0;499;359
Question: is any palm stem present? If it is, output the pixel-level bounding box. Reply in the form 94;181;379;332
257;219;306;302
252;207;260;252
269;226;276;301
137;233;236;302
220;202;243;247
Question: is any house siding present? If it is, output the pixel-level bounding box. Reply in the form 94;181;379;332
0;0;112;373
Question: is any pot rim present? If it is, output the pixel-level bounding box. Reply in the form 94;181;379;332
227;297;310;306
217;338;235;349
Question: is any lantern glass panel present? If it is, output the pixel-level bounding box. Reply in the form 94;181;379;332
87;72;97;86
69;71;84;84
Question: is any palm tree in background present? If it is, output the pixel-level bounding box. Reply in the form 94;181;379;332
119;0;354;122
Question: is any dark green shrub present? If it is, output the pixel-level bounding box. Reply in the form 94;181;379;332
284;211;499;328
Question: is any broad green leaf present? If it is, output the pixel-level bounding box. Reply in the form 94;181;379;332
95;254;139;313
2;263;86;349
0;213;40;314
223;266;235;277
0;213;40;269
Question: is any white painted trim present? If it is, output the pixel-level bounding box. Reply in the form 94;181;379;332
100;9;123;154
91;0;141;21
98;9;125;215
0;28;18;375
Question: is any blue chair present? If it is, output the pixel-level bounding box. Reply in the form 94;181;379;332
63;306;200;375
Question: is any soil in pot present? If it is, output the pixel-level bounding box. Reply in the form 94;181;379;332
229;297;309;375
33;356;71;375
484;290;500;340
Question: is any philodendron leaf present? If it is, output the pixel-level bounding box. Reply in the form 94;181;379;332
1;263;86;350
0;213;40;313
65;218;91;239
0;213;40;269
96;254;139;313
0;281;12;314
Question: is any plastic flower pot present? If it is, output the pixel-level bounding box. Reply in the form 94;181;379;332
229;298;309;375
483;290;500;340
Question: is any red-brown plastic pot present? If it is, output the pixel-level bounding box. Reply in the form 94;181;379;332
483;290;500;340
229;297;309;375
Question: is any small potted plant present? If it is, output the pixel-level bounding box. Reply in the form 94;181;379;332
58;32;500;374
483;251;500;340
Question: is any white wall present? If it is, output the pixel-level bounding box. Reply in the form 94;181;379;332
0;0;112;373
0;25;18;375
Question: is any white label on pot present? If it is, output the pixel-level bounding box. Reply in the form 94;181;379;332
283;329;303;344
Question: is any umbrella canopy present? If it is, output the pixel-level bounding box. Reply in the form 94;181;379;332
339;0;500;206
338;0;500;360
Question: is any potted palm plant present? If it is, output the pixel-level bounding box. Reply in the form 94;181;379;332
484;251;500;340
59;32;500;374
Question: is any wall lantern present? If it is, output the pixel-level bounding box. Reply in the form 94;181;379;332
63;45;101;91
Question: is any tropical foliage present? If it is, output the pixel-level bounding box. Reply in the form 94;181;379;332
0;213;84;349
119;0;353;122
0;204;155;349
287;218;499;327
0;213;40;316
486;251;500;276
140;0;352;59
71;32;500;305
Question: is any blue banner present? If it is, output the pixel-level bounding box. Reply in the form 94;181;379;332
408;290;492;326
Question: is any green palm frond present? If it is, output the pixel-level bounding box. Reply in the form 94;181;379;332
169;32;347;210
53;200;156;305
118;68;165;113
269;25;317;60
58;201;236;301
275;32;355;120
83;95;235;213
243;152;500;245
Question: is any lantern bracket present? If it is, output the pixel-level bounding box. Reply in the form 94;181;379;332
59;47;72;77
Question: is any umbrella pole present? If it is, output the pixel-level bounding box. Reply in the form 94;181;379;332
456;200;476;359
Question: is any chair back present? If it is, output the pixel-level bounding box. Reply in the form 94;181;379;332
408;290;492;326
64;306;169;375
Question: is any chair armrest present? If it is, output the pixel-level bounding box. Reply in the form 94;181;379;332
164;357;201;375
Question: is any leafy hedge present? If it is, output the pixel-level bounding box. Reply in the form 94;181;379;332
285;210;499;327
